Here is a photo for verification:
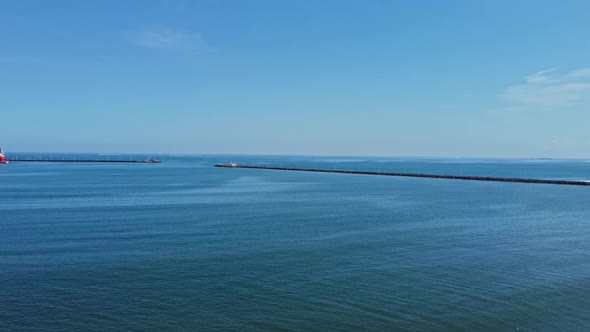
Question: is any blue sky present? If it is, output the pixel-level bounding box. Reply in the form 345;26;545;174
1;0;589;157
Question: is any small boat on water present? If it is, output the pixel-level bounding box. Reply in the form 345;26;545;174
0;148;9;164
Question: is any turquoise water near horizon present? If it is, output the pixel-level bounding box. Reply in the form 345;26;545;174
1;155;590;331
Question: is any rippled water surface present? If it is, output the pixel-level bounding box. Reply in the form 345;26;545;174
1;155;590;331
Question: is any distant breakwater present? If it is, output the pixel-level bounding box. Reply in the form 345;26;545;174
9;158;160;163
214;164;590;186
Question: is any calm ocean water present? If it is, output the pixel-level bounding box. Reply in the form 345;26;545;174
1;155;590;331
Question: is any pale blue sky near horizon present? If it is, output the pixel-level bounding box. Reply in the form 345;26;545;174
1;0;589;157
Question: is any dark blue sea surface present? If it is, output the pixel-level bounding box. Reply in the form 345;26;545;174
1;155;590;331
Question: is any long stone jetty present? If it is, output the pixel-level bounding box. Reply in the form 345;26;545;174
214;164;590;186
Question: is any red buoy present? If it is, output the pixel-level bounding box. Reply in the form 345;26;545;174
0;148;8;164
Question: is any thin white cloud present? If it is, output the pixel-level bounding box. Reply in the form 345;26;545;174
502;67;590;109
132;26;208;52
567;67;590;80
